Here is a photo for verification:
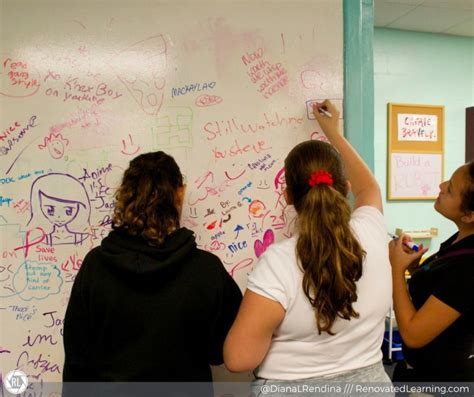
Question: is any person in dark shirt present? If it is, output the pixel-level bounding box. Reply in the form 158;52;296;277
62;151;242;384
390;161;474;381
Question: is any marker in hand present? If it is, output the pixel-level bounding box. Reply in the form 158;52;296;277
388;233;419;252
316;105;332;118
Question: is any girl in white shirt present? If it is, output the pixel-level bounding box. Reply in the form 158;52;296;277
224;100;392;386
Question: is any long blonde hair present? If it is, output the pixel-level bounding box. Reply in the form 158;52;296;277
285;140;365;335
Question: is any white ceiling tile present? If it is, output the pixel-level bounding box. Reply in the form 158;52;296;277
387;6;471;32
374;0;474;37
420;0;474;11
443;18;474;36
374;2;418;26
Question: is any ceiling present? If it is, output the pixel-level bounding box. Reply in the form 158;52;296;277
374;0;474;37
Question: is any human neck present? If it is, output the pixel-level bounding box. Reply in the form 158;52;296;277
453;225;474;244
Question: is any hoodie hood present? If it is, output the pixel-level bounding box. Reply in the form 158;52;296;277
100;227;196;275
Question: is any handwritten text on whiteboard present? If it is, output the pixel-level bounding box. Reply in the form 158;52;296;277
397;114;438;142
390;152;442;198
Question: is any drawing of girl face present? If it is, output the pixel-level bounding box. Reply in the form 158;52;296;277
39;192;80;226
48;139;65;159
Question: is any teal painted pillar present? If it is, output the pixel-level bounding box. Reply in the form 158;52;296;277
343;0;374;171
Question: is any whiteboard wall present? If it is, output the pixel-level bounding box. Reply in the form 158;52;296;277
0;0;343;384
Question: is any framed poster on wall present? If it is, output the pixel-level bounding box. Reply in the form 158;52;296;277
387;103;444;200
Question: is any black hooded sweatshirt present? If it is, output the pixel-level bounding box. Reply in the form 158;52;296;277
63;227;242;382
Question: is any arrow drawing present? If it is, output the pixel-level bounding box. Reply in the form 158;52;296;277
234;224;244;239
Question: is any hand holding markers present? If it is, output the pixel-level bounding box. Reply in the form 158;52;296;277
388;233;419;252
388;233;428;275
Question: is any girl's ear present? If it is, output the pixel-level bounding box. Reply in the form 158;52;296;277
346;179;352;195
460;211;474;224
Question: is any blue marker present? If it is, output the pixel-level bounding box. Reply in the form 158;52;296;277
388;233;419;252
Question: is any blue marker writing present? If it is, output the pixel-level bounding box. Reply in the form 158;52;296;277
388;233;419;252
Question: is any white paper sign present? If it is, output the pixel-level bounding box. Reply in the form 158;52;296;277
390;152;442;198
397;114;438;141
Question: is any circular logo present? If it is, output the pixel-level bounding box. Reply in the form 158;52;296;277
4;370;28;394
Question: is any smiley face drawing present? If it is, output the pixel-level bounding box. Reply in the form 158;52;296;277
38;132;69;159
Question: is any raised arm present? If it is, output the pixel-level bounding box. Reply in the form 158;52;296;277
313;100;382;212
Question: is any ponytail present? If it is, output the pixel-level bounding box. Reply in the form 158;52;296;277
285;140;365;335
297;186;364;335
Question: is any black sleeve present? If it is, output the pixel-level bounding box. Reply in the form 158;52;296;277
432;258;474;313
208;266;243;365
62;256;92;381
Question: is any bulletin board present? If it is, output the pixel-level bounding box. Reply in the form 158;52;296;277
387;103;444;200
0;0;343;385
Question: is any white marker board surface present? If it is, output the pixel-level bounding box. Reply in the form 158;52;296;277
0;0;343;383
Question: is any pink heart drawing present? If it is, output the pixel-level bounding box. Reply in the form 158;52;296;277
254;229;275;258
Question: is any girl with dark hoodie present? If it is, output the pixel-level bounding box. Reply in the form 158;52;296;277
63;151;242;384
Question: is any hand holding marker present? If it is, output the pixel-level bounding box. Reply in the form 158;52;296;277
316;103;332;118
388;233;419;252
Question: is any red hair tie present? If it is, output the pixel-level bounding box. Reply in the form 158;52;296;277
308;170;333;187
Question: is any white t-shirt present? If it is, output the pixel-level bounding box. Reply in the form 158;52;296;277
247;206;392;380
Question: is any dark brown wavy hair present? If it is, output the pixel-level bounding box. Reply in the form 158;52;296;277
112;151;184;246
461;161;474;213
285;140;365;335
